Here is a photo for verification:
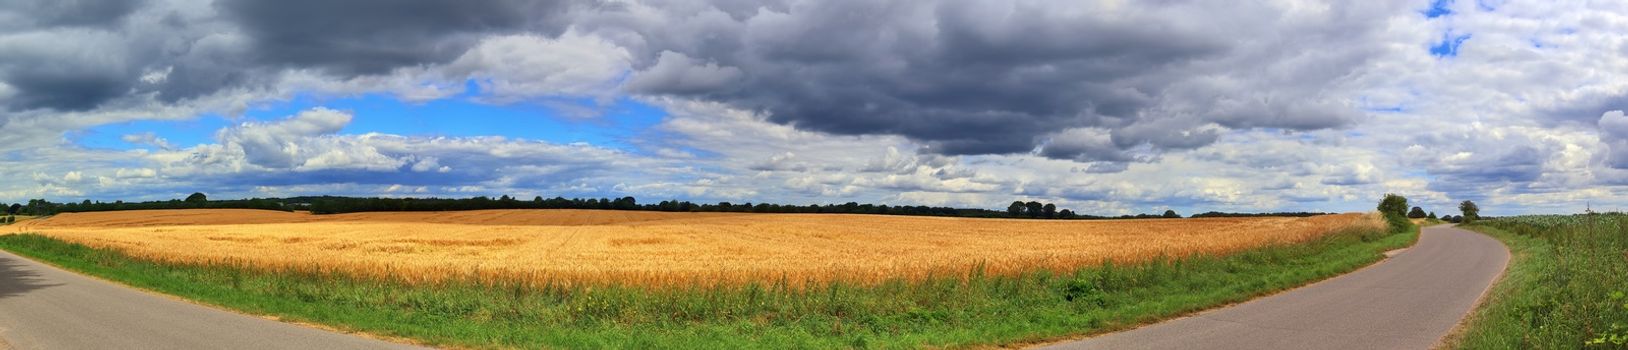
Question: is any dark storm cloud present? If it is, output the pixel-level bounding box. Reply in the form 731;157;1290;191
4;0;1384;161
1;0;143;28
2;66;131;111
617;1;1219;155
216;0;577;76
0;0;584;112
0;0;145;111
608;1;1386;159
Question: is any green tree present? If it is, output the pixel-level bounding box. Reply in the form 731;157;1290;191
1025;201;1043;218
1408;206;1427;219
1428;211;1437;219
1059;209;1076;219
1162;209;1180;218
1377;194;1412;232
185;192;208;204
1007;201;1026;217
1459;200;1480;223
1042;203;1057;218
1377;193;1409;217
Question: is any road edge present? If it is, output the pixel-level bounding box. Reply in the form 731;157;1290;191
1019;227;1423;349
1430;225;1515;349
0;235;432;349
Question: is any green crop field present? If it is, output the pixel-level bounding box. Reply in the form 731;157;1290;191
1452;213;1628;349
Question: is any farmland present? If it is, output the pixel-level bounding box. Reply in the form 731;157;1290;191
13;209;1382;287
1451;214;1628;349
1;209;1413;348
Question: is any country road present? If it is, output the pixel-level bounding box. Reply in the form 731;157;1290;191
1039;225;1510;350
0;248;423;350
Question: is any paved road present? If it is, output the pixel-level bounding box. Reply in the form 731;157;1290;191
1040;225;1510;350
0;249;423;350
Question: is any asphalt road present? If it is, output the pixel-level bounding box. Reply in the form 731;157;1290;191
0;249;423;350
1040;224;1510;350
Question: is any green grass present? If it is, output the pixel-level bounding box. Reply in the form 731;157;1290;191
0;225;1415;349
1453;214;1628;349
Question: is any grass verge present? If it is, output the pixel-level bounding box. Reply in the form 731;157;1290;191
0;226;1415;349
1451;214;1628;349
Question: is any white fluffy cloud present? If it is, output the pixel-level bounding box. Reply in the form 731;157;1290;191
445;32;633;104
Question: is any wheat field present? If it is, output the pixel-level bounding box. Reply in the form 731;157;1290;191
11;209;1383;286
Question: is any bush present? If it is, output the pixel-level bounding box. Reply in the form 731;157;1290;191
1062;278;1108;306
1378;194;1415;233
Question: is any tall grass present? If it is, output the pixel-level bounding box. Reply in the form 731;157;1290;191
1454;213;1628;349
0;225;1414;349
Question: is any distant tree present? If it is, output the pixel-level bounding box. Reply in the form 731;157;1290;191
1376;194;1413;232
1162;209;1180;218
1428;211;1437;219
1007;201;1026;217
185;192;208;204
1042;203;1057;218
1059;209;1076;219
614;197;638;210
1025;201;1044;218
1408;206;1427;219
1377;194;1408;218
1459;200;1480;223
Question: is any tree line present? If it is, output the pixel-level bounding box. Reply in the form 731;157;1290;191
1377;193;1480;227
298;195;1023;217
5;193;1337;221
2;193;289;216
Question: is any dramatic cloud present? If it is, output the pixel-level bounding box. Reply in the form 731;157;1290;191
3;0;1628;215
598;1;1396;157
216;0;576;75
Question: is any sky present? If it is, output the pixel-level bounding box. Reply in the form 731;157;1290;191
2;0;1627;216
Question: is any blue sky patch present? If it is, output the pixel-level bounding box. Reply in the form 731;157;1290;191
72;117;230;151
1423;0;1453;18
246;94;666;152
75;92;669;153
1430;33;1472;57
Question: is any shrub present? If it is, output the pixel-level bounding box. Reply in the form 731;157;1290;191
1378;194;1414;233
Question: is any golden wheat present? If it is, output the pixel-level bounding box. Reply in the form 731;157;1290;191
12;209;1383;287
